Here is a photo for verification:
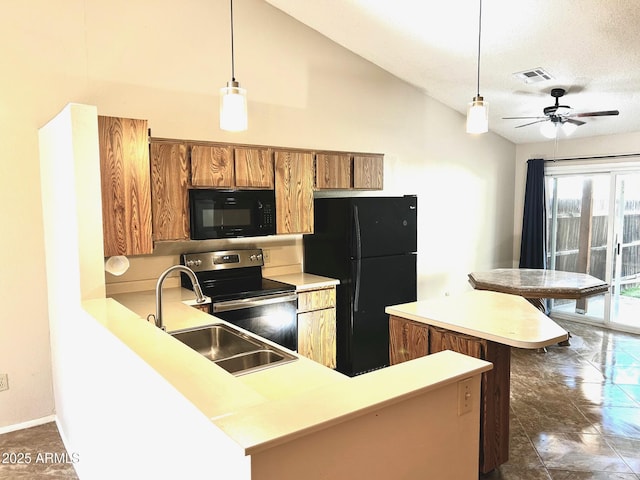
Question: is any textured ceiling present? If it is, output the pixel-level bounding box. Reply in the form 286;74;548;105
264;0;640;144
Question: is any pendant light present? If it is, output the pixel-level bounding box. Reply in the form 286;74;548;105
466;0;488;134
220;0;248;132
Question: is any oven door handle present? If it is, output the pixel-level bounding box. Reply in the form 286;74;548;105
212;292;298;313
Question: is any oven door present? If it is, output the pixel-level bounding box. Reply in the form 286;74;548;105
212;292;298;351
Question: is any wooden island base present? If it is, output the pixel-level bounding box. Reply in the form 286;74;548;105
389;315;510;473
386;290;569;474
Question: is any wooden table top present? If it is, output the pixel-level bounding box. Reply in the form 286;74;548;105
468;268;609;299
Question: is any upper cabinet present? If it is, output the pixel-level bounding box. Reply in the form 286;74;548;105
314;153;383;190
275;151;314;234
150;141;190;241
190;144;274;189
234;147;274;189
98;116;153;257
353;154;384;190
190;144;234;188
315;153;352;189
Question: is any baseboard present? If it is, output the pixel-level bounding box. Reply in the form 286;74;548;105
0;414;57;435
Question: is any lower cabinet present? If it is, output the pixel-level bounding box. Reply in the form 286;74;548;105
297;287;337;368
389;315;510;474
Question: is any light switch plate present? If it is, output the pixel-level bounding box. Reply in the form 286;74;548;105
0;373;8;392
457;377;473;416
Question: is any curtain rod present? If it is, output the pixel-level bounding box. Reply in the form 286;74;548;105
541;152;640;163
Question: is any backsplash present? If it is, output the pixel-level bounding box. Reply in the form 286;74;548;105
105;235;304;295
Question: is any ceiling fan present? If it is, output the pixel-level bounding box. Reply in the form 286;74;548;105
503;88;619;138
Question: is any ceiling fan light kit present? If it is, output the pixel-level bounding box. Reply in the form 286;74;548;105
466;0;488;134
220;0;248;132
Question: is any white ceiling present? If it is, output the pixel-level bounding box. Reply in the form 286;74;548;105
264;0;640;144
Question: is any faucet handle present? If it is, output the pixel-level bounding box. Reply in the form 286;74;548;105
146;313;165;331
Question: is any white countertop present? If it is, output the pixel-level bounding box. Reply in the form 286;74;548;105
99;287;492;455
386;290;569;349
266;272;339;291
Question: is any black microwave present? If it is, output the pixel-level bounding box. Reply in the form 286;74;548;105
189;189;276;239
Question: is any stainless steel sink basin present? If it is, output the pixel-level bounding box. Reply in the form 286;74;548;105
214;349;293;375
170;324;296;375
171;324;262;361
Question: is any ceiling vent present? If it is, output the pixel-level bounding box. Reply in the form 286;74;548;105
513;68;554;84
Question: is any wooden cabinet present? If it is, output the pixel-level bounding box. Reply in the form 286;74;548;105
234;147;274;188
274;151;314;234
353;154;383;190
190;144;274;189
389;315;428;365
314;153;384;190
150;141;190;241
389;315;511;474
98;116;153;256
190;303;211;314
190;144;234;188
315;153;352;189
297;287;337;368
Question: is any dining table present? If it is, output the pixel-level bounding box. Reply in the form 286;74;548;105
468;268;609;345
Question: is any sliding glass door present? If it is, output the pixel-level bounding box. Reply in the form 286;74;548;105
610;173;640;330
545;168;640;333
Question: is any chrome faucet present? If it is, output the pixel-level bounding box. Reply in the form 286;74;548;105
149;265;206;331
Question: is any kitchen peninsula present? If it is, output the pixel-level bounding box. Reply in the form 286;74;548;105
93;289;493;479
386;290;569;473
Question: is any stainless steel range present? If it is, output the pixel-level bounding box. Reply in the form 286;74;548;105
180;249;298;351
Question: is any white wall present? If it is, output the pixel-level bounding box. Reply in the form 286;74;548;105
513;131;640;264
1;0;515;427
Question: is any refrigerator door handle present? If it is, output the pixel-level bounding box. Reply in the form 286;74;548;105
353;205;361;312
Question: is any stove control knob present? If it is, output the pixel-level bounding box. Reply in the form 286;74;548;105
186;260;194;267
250;254;257;261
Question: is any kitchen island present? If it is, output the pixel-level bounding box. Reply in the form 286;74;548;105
386;290;568;473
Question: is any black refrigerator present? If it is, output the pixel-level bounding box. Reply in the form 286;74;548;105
303;195;417;376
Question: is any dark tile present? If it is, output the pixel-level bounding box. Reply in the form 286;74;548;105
618;384;640;406
480;464;552;479
605;435;640;474
580;406;640;439
532;432;632;473
548;470;639;479
0;423;78;480
570;382;640;408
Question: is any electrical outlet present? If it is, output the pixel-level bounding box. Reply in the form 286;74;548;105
0;373;8;392
457;377;472;416
262;249;271;264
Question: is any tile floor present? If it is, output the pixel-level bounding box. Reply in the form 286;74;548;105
1;318;638;479
0;422;78;479
481;317;640;479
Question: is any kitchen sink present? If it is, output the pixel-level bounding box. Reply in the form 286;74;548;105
170;324;296;375
214;349;291;375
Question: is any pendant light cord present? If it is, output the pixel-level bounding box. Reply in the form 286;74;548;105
230;0;236;82
475;0;483;97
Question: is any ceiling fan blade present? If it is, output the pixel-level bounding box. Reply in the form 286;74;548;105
574;110;619;118
565;118;586;126
515;119;549;128
503;116;546;120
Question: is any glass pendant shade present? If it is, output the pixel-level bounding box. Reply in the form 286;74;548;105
540;121;577;139
561;121;577;136
466;96;488;134
220;81;247;132
540;121;558;139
